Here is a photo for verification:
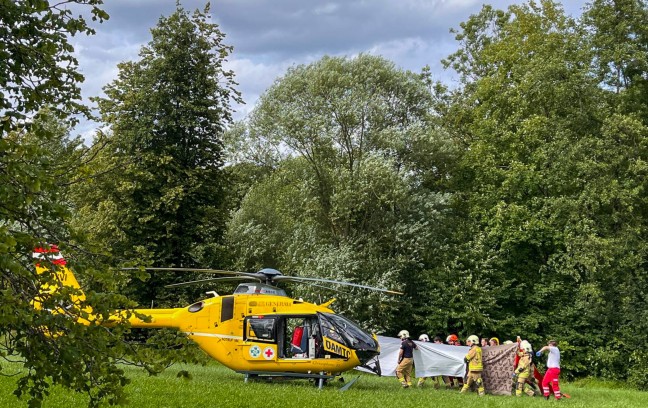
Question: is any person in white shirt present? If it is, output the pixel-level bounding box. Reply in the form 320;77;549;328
536;340;561;400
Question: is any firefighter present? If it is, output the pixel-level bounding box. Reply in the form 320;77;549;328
417;334;430;387
396;330;417;388
513;340;536;397
460;335;485;396
444;334;460;389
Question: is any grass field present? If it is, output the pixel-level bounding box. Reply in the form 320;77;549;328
1;361;646;408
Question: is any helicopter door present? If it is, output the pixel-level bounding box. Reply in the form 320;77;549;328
244;316;277;343
317;313;353;360
242;316;279;362
280;316;318;359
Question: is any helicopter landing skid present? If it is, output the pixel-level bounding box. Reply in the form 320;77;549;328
338;375;361;392
238;371;335;389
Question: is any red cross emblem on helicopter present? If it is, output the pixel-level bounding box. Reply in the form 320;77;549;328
262;346;275;360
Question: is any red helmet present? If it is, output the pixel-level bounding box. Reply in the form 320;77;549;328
446;334;459;343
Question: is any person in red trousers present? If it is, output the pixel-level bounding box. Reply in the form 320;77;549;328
536;340;561;400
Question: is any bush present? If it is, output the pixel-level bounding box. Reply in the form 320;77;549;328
627;349;648;391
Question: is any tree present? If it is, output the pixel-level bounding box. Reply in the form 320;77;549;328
581;0;648;388
0;110;151;407
0;0;108;133
0;2;158;406
73;3;241;306
584;0;648;95
226;55;454;331
437;1;603;338
438;0;648;384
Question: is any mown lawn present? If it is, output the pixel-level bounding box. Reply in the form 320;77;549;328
1;361;646;408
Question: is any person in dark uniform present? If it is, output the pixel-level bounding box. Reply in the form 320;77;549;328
396;330;417;388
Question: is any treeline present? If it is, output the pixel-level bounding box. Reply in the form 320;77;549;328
223;0;648;388
1;0;647;406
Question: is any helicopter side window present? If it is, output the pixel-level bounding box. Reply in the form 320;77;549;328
234;284;253;294
234;283;287;297
221;296;234;322
245;317;276;343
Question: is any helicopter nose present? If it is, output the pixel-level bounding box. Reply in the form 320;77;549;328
352;336;380;364
355;347;380;365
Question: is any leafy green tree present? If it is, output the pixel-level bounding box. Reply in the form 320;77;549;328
0;0;108;133
438;0;648;385
0;2;159;406
437;0;602;338
0;111;148;407
585;0;648;96
226;55;454;332
580;0;648;387
74;4;241;306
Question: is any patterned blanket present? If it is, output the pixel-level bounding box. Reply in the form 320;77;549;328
481;343;517;395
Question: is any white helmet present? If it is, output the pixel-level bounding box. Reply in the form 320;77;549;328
398;330;410;339
418;334;430;342
466;335;479;344
520;340;533;353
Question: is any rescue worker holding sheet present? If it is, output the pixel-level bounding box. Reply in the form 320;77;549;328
461;335;485;396
514;340;536;397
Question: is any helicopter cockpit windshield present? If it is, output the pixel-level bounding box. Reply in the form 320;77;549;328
318;312;378;353
234;283;287;297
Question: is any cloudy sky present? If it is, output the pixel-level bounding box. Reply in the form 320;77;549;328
71;0;587;140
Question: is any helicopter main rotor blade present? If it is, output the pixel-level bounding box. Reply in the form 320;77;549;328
290;281;353;295
123;267;263;280
165;276;261;289
273;275;403;295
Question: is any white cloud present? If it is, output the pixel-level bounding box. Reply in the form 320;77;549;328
314;3;340;15
225;55;318;120
69;0;587;139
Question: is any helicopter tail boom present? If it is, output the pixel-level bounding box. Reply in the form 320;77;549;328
33;245;94;324
33;246;178;329
128;308;183;329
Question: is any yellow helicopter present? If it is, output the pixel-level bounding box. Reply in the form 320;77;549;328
33;246;401;386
